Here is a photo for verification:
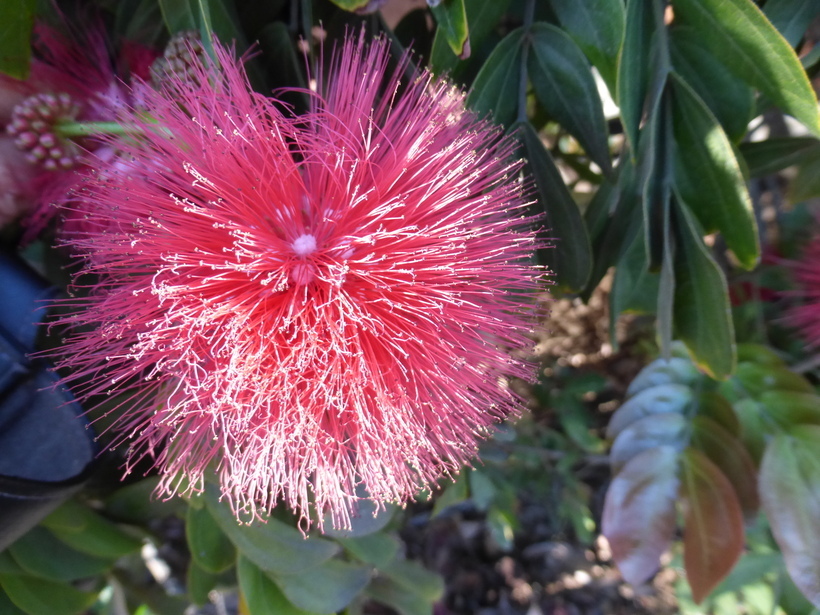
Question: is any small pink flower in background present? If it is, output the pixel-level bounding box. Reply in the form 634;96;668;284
787;235;820;347
52;33;539;529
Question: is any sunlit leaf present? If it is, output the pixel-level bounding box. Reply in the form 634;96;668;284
466;28;525;126
430;0;469;59
669;73;759;270
760;426;820;608
430;0;511;74
670;0;820;136
680;448;745;604
602;446;680;585
527;23;612;174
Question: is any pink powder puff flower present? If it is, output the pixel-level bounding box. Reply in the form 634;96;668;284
51;33;540;530
786;235;820;347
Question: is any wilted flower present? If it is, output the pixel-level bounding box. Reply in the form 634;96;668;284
786;235;820;347
52;33;540;529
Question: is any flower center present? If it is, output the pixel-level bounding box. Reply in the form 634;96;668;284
291;233;317;256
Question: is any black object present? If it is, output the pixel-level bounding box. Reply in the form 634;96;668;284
0;252;96;552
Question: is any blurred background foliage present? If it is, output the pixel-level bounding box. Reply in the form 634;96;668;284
1;0;820;613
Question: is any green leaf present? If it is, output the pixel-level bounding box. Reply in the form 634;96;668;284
758;391;820;429
204;487;339;575
669;73;759;270
732;362;814;399
763;0;820;48
618;0;656;153
0;590;25;615
739;137;820;178
791;147;820;202
104;476;186;524
760;426;820;608
42;501;143;559
321;500;396;539
669;26;754;142
0;0;36;79
338;533;401;568
680;448;746;604
187;559;221;606
607;383;694;438
671;199;736;380
670;0;820;136
430;0;469;59
610;413;689;474
187;503;236;574
697;391;741;437
237;557;316;615
466;28;525;126
7;527;113;582
610;218;659;321
379;558;445;602
271;559;372;613
527;23;612;174
516;121;592;292
690;416;759;517
0;574;98;615
602;446;680;585
365;575;438;615
549;0;625;95
158;0;197;32
325;0;371;11
429;0;511;75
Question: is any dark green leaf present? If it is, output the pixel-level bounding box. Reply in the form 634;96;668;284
430;0;511;75
104;476;186;524
669;26;754;142
618;0;656;153
430;0;469;59
466;28;525;126
321;500;396;539
338;533;401;568
0;574;98;615
187;504;236;574
609;225;660;331
732;362;814;399
187;559;221;606
0;590;25;615
8;527;112;582
697;391;741;437
237;557;315;615
680;448;745;604
670;0;820;136
671;199;736;380
764;0;820;48
366;575;438;615
690;416;759;516
791;147;820;202
42;501;143;559
758;391;820;429
739;137;820;177
379;558;445;602
670;73;759;270
760;426;820;608
527;23;612;174
549;0;625;95
0;0;36;79
602;446;680;585
158;0;197;32
516;121;592;292
732;398;768;465
272;559;372;613
205;486;339;575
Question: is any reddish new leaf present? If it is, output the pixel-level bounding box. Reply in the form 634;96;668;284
760;426;820;608
602;446;680;586
690;416;759;517
680;448;745;603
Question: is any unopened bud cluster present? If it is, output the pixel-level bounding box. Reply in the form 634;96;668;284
150;31;207;89
6;93;80;171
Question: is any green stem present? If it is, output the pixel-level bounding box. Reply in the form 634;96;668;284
516;0;536;123
55;121;144;138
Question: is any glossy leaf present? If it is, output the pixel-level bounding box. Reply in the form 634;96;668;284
205;487;339;575
0;0;35;79
0;574;98;615
626;357;701;397
430;0;511;74
758;391;820;428
527;23;612;174
610;413;689;474
237;556;315;615
602;446;680;585
272;559;372;613
8;527;112;582
669;26;754;142
680;448;745;604
549;0;625;94
516;121;592;292
42;501;143;559
690;416;759;516
763;0;820;48
618;0;655;152
430;0;469;59
760;426;820;608
670;73;759;270
607;383;694;438
739;137;820;178
670;0;820;136
671;199;736;380
187;503;236;573
466;28;525;126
